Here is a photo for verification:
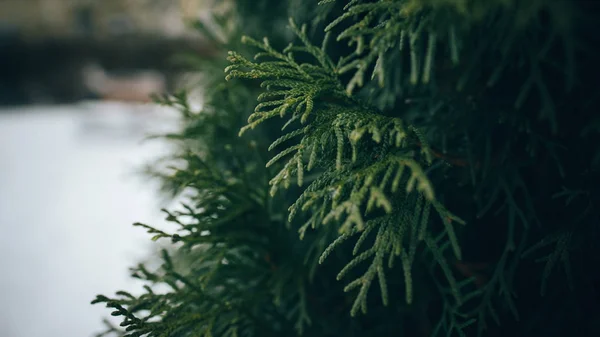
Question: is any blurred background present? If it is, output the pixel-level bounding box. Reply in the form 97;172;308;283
0;1;220;336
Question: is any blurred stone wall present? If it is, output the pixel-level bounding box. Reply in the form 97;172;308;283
0;0;226;105
0;0;213;39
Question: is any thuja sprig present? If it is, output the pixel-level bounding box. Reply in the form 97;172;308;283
227;18;465;317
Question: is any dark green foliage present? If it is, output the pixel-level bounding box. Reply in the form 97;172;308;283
94;1;600;336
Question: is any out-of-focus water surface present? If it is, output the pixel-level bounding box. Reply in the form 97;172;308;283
0;102;178;337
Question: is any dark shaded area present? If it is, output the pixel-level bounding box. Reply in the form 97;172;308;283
0;34;216;106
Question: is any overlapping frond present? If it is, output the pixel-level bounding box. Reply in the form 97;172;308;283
226;18;466;316
323;0;577;132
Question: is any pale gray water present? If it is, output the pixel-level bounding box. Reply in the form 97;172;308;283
0;102;179;337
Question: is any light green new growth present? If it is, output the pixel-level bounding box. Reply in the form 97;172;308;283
226;17;465;316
